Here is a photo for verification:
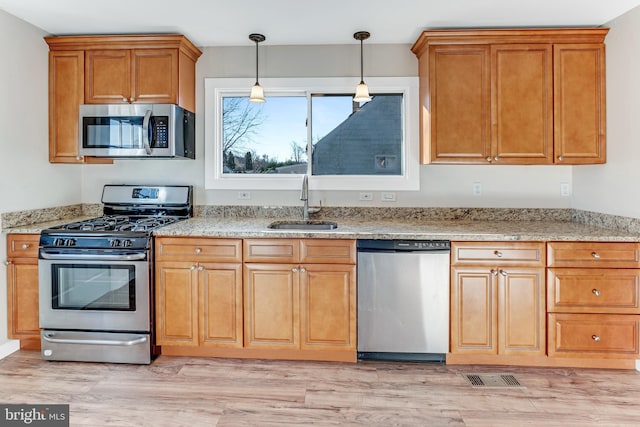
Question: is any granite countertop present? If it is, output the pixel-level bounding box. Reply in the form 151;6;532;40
151;217;640;242
4;209;640;242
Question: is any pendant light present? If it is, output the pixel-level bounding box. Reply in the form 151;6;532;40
249;33;266;103
353;31;371;103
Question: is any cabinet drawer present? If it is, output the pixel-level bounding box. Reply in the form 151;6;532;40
548;313;640;358
244;239;299;263
156;237;242;262
547;268;640;314
451;241;545;266
300;239;356;264
7;234;40;258
547;242;640;268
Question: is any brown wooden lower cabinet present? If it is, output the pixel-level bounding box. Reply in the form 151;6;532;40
548;313;640;358
156;237;356;362
6;234;41;350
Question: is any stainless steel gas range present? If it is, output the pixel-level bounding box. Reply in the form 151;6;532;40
38;185;192;364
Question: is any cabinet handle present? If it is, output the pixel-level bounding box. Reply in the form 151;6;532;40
21;244;30;249
195;248;202;254
494;250;503;258
292;267;298;273
486;157;492;162
592;335;601;342
190;265;196;271
4;261;11;266
557;156;564;161
591;252;600;259
197;266;204;271
494;156;499;161
499;269;508;277
592;289;601;296
490;269;498;276
76;156;83;161
122;97;128;102
300;267;306;273
130;97;135;102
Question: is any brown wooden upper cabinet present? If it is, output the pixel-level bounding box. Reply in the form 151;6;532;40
411;28;608;165
45;35;202;164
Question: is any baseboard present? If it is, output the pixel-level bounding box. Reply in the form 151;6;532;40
0;340;20;360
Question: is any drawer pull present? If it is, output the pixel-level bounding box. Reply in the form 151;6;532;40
494;250;503;258
592;335;601;342
591;252;600;259
592;289;601;297
21;243;30;249
195;248;202;254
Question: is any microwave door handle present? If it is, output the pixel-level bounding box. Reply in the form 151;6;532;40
142;109;153;155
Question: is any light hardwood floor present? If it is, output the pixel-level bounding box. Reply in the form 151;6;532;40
2;350;640;426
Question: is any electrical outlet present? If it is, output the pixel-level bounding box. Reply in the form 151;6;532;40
237;191;251;200
381;192;396;202
472;182;482;196
359;192;373;201
560;183;571;197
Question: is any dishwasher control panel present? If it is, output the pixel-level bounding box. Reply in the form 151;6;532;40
394;240;450;250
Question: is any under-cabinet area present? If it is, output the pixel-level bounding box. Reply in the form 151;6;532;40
155;237;357;362
6;231;640;369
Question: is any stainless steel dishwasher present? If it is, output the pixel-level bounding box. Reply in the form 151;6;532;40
357;239;450;362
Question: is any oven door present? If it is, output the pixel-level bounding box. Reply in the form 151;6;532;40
38;249;150;332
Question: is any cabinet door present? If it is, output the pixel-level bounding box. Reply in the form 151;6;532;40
427;45;491;163
300;264;356;351
450;267;497;354
85;50;131;103
244;264;299;349
132;49;178;104
7;258;40;349
498;267;546;355
200;263;243;348
491;44;553;164
49;51;85;163
155;262;198;346
554;43;606;164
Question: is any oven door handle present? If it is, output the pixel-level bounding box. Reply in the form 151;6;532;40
42;333;148;347
39;252;147;261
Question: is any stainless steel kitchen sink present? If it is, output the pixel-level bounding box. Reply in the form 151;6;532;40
267;220;338;230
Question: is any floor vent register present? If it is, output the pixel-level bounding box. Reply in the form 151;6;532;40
462;373;525;389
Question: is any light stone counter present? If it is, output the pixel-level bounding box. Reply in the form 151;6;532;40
153;217;640;242
4;205;640;242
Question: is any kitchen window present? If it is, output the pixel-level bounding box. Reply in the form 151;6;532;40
204;77;419;191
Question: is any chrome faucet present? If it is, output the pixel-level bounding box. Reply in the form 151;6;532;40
301;174;310;220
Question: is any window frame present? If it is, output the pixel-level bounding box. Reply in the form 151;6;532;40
204;77;420;191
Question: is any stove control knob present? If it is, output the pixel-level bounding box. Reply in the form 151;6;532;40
54;238;64;246
122;240;133;248
65;239;76;247
110;239;121;247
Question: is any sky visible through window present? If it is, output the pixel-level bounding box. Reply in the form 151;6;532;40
223;95;354;164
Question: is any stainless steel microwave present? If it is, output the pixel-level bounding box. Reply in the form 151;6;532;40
79;104;195;159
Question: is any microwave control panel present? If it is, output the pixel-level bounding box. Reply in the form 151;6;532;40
152;116;169;148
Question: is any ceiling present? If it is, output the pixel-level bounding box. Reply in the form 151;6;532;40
1;0;639;47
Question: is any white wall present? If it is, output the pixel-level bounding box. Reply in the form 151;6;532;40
0;10;81;346
573;6;640;218
80;44;573;208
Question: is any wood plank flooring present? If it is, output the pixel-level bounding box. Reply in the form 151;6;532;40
1;350;640;426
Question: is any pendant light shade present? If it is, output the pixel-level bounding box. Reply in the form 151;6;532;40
249;33;266;103
353;31;371;103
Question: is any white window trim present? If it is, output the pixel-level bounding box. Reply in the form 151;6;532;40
204;77;420;191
